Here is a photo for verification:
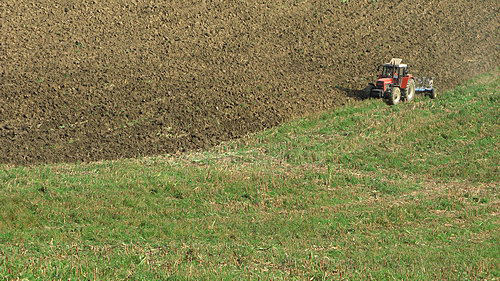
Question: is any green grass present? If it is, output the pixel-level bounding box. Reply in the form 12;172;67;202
1;71;499;280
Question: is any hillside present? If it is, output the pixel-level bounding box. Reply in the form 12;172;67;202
1;0;498;164
0;71;498;279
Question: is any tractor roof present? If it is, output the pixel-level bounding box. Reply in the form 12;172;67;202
382;58;407;68
382;63;408;68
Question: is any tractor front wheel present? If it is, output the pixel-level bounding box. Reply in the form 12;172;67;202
404;79;416;102
385;87;401;105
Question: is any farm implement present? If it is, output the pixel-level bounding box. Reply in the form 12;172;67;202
365;58;437;105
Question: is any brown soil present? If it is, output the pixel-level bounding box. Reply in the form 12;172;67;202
0;0;498;165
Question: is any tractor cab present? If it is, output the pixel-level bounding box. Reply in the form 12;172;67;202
378;64;408;79
377;58;409;86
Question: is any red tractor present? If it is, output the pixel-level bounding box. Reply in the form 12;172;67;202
365;58;417;105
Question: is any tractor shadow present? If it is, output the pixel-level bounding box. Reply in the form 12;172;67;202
335;86;371;101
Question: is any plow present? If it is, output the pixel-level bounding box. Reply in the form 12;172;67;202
365;58;437;105
415;77;438;99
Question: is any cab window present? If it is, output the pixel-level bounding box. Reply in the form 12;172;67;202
381;66;393;78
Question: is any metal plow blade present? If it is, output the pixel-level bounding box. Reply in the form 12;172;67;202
415;77;434;93
415;77;437;98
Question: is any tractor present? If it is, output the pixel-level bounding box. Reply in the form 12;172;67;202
365;58;437;105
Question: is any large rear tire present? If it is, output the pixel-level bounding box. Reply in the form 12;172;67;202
403;79;416;102
385;87;401;105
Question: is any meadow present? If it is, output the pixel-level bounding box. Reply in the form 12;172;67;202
0;71;498;280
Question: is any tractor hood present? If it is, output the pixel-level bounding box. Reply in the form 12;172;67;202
377;78;392;84
376;78;392;91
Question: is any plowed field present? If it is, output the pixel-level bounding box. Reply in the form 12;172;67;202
1;0;498;164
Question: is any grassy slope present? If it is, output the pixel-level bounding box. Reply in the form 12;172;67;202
0;72;499;280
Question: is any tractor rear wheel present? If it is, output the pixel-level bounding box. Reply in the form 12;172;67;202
385;87;401;105
404;79;416;102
